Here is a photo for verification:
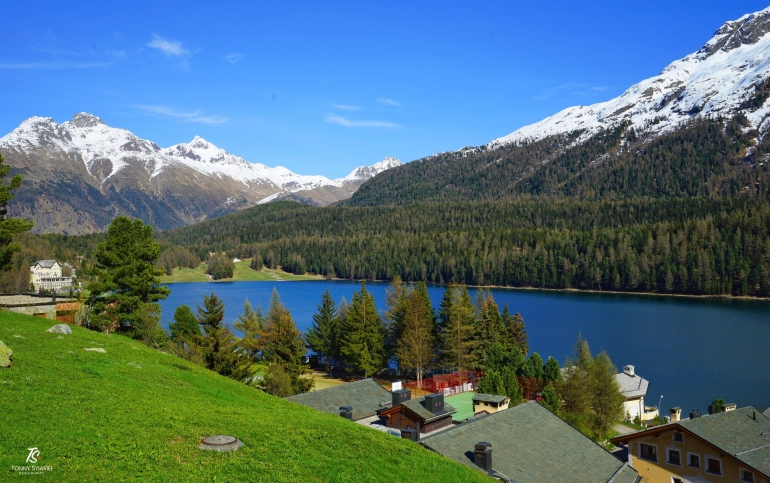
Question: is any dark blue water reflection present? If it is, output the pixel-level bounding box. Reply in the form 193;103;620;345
159;281;770;413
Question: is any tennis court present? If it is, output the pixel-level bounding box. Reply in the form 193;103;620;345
445;391;476;421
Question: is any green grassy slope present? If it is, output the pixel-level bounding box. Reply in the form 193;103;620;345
0;312;488;482
159;260;323;283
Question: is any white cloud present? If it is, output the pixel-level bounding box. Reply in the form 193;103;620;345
325;115;400;128
146;34;189;57
225;53;243;64
332;104;361;111
133;105;229;125
377;98;401;106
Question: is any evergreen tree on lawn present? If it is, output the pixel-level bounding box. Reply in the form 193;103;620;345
340;282;385;377
233;298;265;359
169;305;201;342
195;292;250;382
0;153;33;273
305;289;339;372
86;216;170;337
259;289;312;395
438;284;477;372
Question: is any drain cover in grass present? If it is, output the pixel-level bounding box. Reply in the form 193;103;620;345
199;435;243;452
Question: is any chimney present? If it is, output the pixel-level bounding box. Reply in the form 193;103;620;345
753;411;757;421
708;405;715;415
689;409;701;419
339;406;353;420
623;365;635;377
424;393;445;414
474;442;493;472
669;407;682;423
392;389;411;407
400;425;420;442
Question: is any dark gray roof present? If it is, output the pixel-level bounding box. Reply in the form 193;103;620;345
400;397;456;423
678;406;770;476
472;393;509;404
615;371;649;399
285;378;391;421
31;260;59;269
421;402;637;483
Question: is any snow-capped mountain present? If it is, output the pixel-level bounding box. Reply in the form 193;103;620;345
489;7;770;147
0;113;401;234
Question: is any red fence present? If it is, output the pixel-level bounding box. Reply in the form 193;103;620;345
404;370;481;395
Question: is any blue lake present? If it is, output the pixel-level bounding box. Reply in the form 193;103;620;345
159;280;770;414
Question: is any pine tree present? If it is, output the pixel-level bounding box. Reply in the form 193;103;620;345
543;356;561;381
501;366;524;405
438;284;477;372
541;383;561;415
561;334;594;430
340;282;385;377
258;289;312;394
169;305;201;341
396;282;436;389
233;298;264;359
473;295;506;369
504;307;529;355
305;290;339;372
590;351;624;439
522;352;544;380
477;369;505;396
195;292;250;382
384;276;408;356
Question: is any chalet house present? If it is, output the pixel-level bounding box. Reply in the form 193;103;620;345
617;365;659;422
472;393;509;415
611;406;770;483
285;378;391;422
421;401;639;483
29;260;73;292
379;391;456;434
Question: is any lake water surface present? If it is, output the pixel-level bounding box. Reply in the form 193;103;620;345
159;281;770;414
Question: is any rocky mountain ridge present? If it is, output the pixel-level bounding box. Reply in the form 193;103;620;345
0;113;401;233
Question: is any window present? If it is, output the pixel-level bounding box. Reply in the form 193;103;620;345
667;449;681;466
706;457;722;475
741;469;755;483
672;478;684;483
673;431;684;443
640;443;658;462
688;453;700;468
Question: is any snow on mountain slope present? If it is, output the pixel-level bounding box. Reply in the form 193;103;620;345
0;113;400;193
489;6;770;147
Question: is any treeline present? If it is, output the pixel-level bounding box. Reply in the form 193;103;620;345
158;198;770;297
346;115;769;206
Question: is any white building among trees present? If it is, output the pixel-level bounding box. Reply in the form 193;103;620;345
29;260;73;292
616;365;658;422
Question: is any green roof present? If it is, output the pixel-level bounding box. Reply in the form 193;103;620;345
286;378;391;421
472;393;509;404
421;402;637;483
678;406;770;476
401;397;456;422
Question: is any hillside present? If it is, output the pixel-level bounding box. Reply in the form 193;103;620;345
0;113;401;234
0;312;489;482
346;7;770;207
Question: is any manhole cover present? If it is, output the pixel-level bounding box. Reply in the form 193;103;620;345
199;435;243;452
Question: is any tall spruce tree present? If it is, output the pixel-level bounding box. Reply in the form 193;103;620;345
474;295;506;369
383;276;408;357
340;282;385;377
259;289;312;395
233;298;265;359
543;356;561;381
195;292;250;382
86;216;170;336
504;307;529;355
169;305;201;341
522;352;545;380
396;282;436;389
590;351;624;439
305;290;339;372
438;284;477;372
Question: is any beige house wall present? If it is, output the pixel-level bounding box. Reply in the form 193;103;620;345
473;400;509;414
627;426;769;483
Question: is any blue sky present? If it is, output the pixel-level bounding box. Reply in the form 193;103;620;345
2;1;768;177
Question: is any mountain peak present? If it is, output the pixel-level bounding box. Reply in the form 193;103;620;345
189;135;210;147
69;112;105;128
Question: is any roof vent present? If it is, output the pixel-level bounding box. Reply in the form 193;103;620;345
669;407;682;423
623;365;635;377
424;393;444;414
401;424;420;442
392;389;411;407
339;406;353;420
474;442;493;472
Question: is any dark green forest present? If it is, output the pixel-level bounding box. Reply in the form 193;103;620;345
346;116;769;206
157;198;770;297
